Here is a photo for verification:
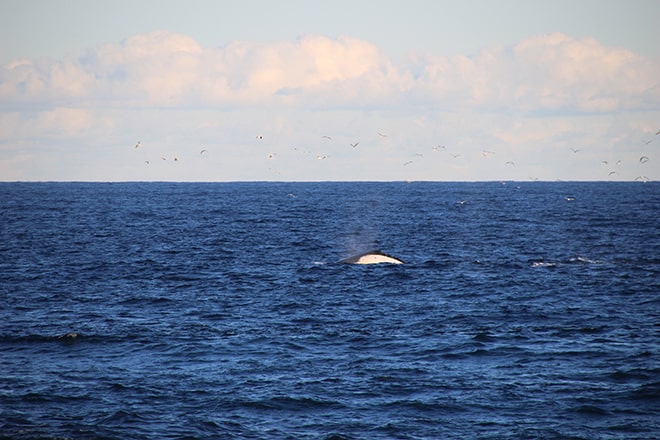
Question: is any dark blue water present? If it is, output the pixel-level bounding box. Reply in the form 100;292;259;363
1;181;658;439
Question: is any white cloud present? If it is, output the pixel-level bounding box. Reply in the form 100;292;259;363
411;32;659;113
1;31;658;113
508;33;658;112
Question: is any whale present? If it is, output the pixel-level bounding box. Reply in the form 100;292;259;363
340;250;404;265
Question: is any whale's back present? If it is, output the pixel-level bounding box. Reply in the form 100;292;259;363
340;250;404;265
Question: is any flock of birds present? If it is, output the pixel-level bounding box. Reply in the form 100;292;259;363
133;128;657;181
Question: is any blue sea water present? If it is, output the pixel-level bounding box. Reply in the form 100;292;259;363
1;181;658;440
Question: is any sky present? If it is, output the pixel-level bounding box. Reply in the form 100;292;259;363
1;0;659;181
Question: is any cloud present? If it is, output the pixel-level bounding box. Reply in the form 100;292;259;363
411;32;659;113
508;33;658;112
0;58;93;108
2;30;657;114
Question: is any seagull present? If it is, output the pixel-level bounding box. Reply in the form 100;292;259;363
570;147;580;153
173;156;179;162
635;175;650;182
256;135;263;140
144;160;150;165
200;149;208;155
642;139;652;145
377;132;388;137
403;160;413;166
450;153;461;158
608;170;618;176
482;150;495;158
640;155;650;164
268;153;276;159
350;142;360;148
135;141;141;149
415;153;424;157
432;145;447;151
505;161;515;166
656;129;660;135
321;135;332;140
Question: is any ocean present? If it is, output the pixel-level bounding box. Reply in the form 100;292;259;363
1;181;658;439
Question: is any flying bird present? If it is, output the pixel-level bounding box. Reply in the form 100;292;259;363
200;149;208;155
608;170;618;176
403;160;413;166
570;147;580;153
350;142;360;148
321;135;332;140
505;161;515;166
642;139;652;145
377;132;389;137
639;155;650;164
482;150;495;157
135;141;141;149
